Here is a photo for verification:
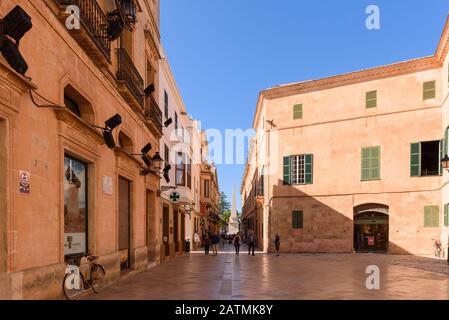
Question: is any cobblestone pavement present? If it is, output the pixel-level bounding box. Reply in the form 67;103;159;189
86;246;449;300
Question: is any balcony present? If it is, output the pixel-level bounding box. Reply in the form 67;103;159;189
144;95;163;136
55;0;111;65
116;48;144;110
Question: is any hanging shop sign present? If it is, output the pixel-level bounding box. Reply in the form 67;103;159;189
170;191;180;203
19;170;30;194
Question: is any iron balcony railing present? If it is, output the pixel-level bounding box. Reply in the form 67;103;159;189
145;95;163;132
117;48;144;107
57;0;111;59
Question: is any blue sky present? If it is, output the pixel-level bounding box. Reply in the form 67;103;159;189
160;0;449;210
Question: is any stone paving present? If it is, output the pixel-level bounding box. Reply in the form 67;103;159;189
86;245;449;300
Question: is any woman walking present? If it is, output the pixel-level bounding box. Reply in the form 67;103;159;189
204;234;211;255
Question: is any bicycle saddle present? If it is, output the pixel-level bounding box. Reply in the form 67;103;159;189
86;255;99;261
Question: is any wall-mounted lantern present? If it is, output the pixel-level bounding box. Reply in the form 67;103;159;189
441;154;449;172
106;0;138;40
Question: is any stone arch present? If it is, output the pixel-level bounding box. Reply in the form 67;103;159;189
353;203;389;252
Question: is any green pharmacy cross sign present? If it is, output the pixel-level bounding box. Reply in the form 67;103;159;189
170;191;180;203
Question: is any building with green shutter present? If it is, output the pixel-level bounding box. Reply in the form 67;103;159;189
241;14;449;257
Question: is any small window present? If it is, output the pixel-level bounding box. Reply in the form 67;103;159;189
293;104;303;119
175;112;178;130
288;154;313;185
423;81;436;100
64;95;81;117
164;144;170;167
410;141;441;177
175;152;185;186
164;90;169;120
361;146;380;181
186;156;191;189
292;210;303;229
365;91;377;108
204;180;210;198
424;206;439;228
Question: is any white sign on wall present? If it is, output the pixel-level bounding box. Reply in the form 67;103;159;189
103;176;113;195
64;233;85;255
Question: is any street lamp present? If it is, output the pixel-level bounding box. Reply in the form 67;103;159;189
151;152;163;171
106;0;138;40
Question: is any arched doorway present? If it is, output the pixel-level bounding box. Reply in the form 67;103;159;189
354;204;389;252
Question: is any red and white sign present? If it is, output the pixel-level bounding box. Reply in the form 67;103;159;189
368;236;375;246
19;170;30;194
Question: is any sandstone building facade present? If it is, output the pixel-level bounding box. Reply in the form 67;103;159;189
241;14;449;257
0;0;215;299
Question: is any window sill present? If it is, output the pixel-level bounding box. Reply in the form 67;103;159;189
361;178;381;182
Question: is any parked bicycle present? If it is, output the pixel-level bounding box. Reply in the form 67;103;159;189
63;254;106;300
432;239;442;258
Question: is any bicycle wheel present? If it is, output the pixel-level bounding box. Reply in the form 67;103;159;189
90;263;106;294
63;269;85;300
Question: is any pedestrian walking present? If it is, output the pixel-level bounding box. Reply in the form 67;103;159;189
248;231;256;256
211;233;219;255
233;233;240;255
194;231;200;251
274;233;281;256
204;234;211;255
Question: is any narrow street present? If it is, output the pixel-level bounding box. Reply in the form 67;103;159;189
86;246;449;300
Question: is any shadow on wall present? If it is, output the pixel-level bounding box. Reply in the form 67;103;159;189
270;180;411;255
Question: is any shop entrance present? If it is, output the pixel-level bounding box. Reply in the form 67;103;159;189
163;205;170;257
354;204;389;252
118;177;131;271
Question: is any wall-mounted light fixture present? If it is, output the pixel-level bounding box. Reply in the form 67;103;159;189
90;114;122;149
0;5;32;75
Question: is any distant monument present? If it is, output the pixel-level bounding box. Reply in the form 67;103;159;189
228;185;239;234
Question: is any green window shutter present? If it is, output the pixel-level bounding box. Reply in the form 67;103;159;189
423;81;436;100
440;140;444;175
410;143;421;177
305;154;313;184
370;146;380;179
361;146;380;180
293;104;303;119
283;156;291;185
366;90;377;108
292;210;303;229
424;206;439;228
444;204;449;227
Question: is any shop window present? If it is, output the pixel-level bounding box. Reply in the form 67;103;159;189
64;155;88;258
63;84;95;123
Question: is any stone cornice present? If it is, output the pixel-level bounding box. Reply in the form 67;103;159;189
0;60;38;93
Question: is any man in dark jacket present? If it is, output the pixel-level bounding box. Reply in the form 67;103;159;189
248;232;256;256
